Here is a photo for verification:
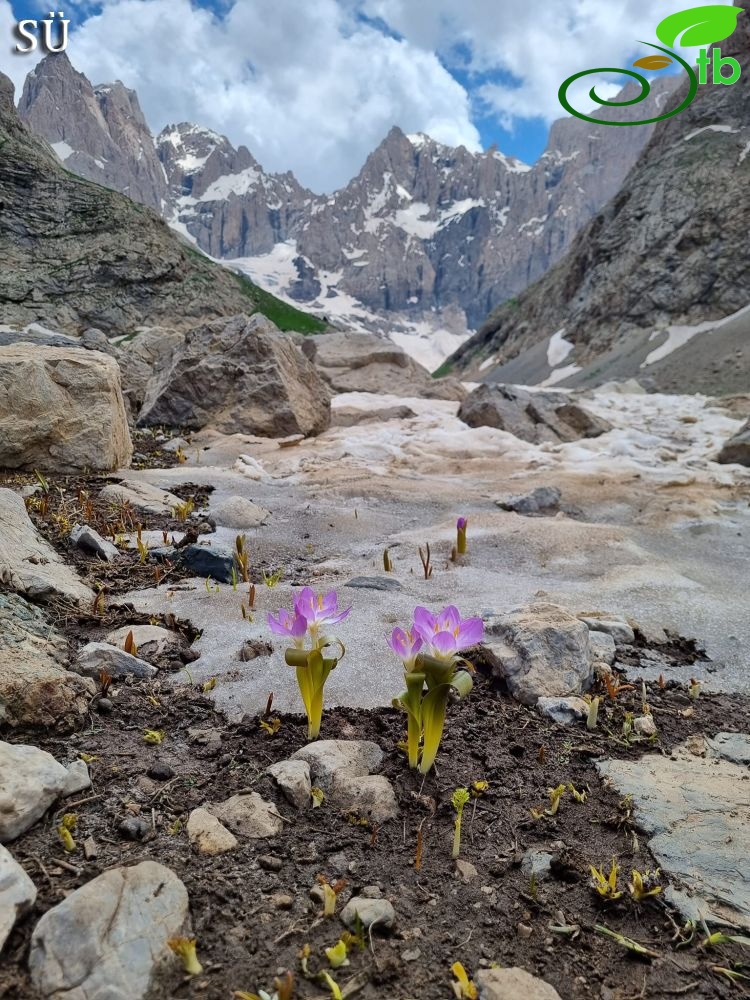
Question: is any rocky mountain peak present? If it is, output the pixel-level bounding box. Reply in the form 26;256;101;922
18;53;168;212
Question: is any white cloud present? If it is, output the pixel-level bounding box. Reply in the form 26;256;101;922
53;0;479;191
359;0;738;123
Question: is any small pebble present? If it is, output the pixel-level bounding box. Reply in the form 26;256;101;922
96;697;113;714
147;761;175;781
517;922;533;939
402;948;421;962
83;836;98;860
259;855;283;872
361;885;383;899
118;816;151;841
270;893;294;910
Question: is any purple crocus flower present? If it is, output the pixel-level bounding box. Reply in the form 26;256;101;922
294;587;352;629
457;517;467;531
267;607;307;646
412;605;484;659
388;627;423;671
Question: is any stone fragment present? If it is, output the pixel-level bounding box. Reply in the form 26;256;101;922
62;760;91;796
588;631;617;665
99;479;183;515
0;741;69;842
209;793;283;839
187;808;238;855
104;624;181;661
290;740;384;792
70;524;120;561
537;697;588;725
475;967;562;1000
267;759;312;811
340;896;396;932
579;616;635;646
333;775;399;822
77;642;157;679
209;495;270;528
344;576;403;592
0;844;37;951
497;486;561;515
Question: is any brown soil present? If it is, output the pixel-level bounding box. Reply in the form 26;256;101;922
2;668;749;1000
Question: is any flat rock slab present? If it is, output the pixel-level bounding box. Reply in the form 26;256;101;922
0;742;69;842
208;793;283;839
104;624;182;661
0;593;94;731
0;843;37;951
476;967;562;1000
187;808;238;855
29;861;190;1000
0;489;93;604
598;739;750;929
99;480;183;515
267;760;312;810
209;495;270;528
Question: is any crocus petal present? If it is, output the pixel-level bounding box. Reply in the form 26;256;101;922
324;605;352;626
388;627;409;658
430;631;458;656
457;517;467;530
438;605;461;631
289;613;308;638
456;617;484;649
294;587;317;621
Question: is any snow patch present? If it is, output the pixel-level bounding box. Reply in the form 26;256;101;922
51;141;74;161
642;305;750;367
202;166;261;200
542;364;582;387
683;125;738;142
547;329;575;369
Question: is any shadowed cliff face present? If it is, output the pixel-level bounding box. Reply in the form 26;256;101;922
449;0;750;385
0;72;318;336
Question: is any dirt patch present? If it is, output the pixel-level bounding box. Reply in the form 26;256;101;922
2;668;748;1000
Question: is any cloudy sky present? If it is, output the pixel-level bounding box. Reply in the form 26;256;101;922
1;0;736;191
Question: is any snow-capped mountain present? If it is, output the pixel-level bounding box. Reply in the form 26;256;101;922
17;53;679;364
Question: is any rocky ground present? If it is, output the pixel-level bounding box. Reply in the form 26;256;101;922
1;373;750;999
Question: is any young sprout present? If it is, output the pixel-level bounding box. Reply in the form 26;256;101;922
167;937;203;976
172;498;195;522
602;672;634;700
319;972;343;1000
586;695;600;731
568;783;587;804
231;565;238;591
451;788;470;859
390;607;482;774
136;537;149;564
143;729;165;745
175;446;187;464
123;630;138;656
259;717;282;736
58;813;77;852
590;859;622;901
269;588;350;740
263;568;284;588
418;543;433;579
451;961;478;1000
316;877;347;917
248;584;257;609
547;783;566;816
325;939;349;969
628;868;662;902
235;535;251;583
641;681;650;717
689;678;701;701
311;787;326;808
456;517;468;556
471;780;489;798
202;677;217;693
383;548;394;572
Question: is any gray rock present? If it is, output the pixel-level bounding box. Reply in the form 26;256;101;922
63;760;91;796
588;630;617;665
291;740;384;792
208;793;283;839
0;489;93;605
633;715;657;737
482;603;593;706
81;328;118;355
99;480;183;515
0;843;37;951
176;543;236;583
161;436;189;453
209;495;270;528
340;896;396;932
718;420;750;466
138;313;331;439
0;741;69;842
0;346;132;473
187;808;238;855
497;486;561;515
70;523;120;562
0;593;94;731
333;775;399;822
708;732;750;766
597;739;750;929
459;384;611;443
537;696;588;725
333;404;418;427
29;861;190;1000
579;616;635;646
104;624;181;661
476;967;562;1000
267;759;312;811
118;816;152;841
77;642;158;680
344;576;403;592
521;850;554;880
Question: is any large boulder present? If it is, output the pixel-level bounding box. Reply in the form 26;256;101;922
138;314;330;437
0;345;132;471
481;603;593;706
717;419;750;466
29;861;191;999
304;330;466;401
116;326;185;416
0;489;93;604
458;383;611;443
0;593;94;732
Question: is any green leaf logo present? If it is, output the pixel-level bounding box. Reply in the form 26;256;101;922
656;5;744;48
